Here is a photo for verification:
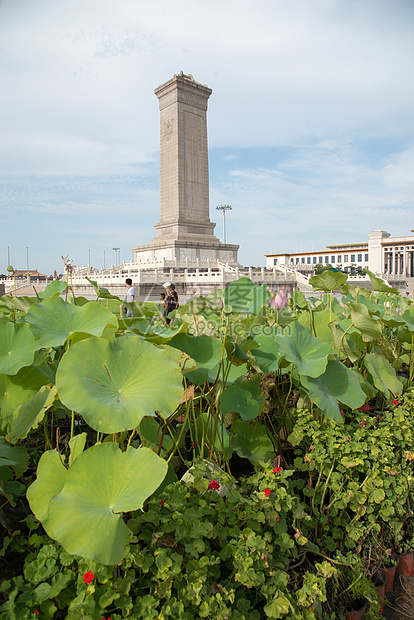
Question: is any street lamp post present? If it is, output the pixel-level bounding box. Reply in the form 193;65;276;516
26;247;29;274
88;249;91;268
215;205;232;244
112;247;120;266
104;249;106;270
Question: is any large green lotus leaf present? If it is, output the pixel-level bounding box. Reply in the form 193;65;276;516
223;278;270;314
169;333;223;385
0;322;37;375
363;352;403;398
340;283;369;298
251;331;283;373
298;309;337;350
157;344;197;376
0;366;50;434
6;385;58;443
309;271;348;292
365;270;399;294
56;335;183;433
46;443;167;564
27;450;68;524
39;280;68;299
25;296;119;348
402;306;414;332
220;385;260;421
300;360;366;423
231;420;274;463
85;276;120;300
347;302;382;342
356;297;383;317
275;322;331;378
381;313;405;328
0;295;38;313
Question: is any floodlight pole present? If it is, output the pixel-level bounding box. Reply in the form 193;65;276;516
112;247;120;266
216;205;232;244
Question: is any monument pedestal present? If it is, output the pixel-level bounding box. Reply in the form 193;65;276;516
132;238;239;268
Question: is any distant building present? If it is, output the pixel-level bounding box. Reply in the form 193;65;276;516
265;230;414;277
12;270;47;280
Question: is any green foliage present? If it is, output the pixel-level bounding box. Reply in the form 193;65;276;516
28;443;168;565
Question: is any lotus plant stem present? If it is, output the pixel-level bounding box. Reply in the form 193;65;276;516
337;324;353;359
311;462;324;516
43;419;52;451
156;423;169;456
126;429;136;450
319;459;336;512
70;410;75;439
167;401;192;464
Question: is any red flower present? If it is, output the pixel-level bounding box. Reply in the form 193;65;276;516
161;500;166;506
359;421;367;427
102;617;111;620
392;400;399;406
83;571;95;584
273;467;282;473
208;480;220;491
264;488;271;498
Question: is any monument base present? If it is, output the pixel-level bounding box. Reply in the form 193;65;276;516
131;238;240;268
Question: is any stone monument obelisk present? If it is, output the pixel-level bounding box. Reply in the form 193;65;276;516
132;72;239;267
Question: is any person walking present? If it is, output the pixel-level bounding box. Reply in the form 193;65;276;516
124;278;136;317
163;282;179;325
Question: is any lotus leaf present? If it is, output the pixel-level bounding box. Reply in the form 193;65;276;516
27;450;68;524
6;385;57;443
309;271;348;292
300;360;366;423
41;443;167;564
252;331;283;373
363;352;403;398
129;320;187;343
56;335;183;432
25;296;119;348
220;384;260;421
231;420;274;463
169;333;223;385
222;278;270;314
39;280;68;299
402;306;414;332
347;302;382;342
0;295;38;313
365;270;399;294
85;276;120;300
0;322;37;375
0;436;29;476
275;322;331;378
0;366;50;434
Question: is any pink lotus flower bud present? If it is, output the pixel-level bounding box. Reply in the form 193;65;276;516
270;290;288;310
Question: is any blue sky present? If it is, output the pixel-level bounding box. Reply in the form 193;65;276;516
1;0;414;274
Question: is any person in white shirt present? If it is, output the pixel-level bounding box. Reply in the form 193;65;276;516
124;278;136;317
